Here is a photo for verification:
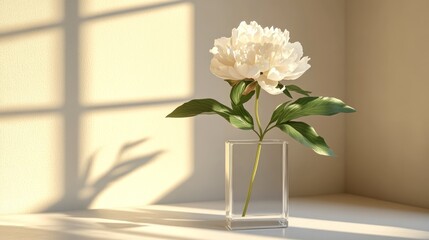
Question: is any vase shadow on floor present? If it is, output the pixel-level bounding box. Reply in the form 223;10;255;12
66;208;225;230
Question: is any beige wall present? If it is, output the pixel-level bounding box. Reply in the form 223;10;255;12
0;0;347;214
346;0;429;208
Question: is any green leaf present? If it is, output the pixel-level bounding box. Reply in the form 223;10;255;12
230;81;246;105
277;121;334;156
225;78;253;87
230;81;255;105
166;98;232;118
283;88;292;98
269;101;291;125
232;104;253;125
240;89;255;104
278;84;312;98
277;96;356;124
225;79;240;87
229;114;253;129
166;98;253;130
285;85;311;96
243;81;258;95
229;81;255;129
278;83;293;98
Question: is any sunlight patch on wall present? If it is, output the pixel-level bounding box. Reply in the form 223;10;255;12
80;0;178;17
80;1;194;105
0;115;63;214
0;29;63;110
0;0;62;32
0;0;195;214
80;105;193;208
78;0;195;208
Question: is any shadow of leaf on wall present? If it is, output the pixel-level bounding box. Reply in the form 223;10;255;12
44;138;164;212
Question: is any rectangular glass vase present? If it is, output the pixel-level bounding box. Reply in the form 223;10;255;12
225;139;288;230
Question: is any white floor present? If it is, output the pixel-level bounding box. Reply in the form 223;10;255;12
1;194;429;240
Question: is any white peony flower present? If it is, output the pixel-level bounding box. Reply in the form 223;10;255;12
209;21;311;95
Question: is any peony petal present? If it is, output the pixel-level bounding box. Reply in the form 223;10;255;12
210;37;231;55
267;68;284;81
283;57;311;80
238;21;248;29
209;21;310;82
210;58;241;80
235;63;260;79
283;29;290;43
257;75;285;95
209;46;218;55
214;37;230;48
295;57;311;72
227;66;245;80
290;41;304;59
210;37;236;66
209;59;229;79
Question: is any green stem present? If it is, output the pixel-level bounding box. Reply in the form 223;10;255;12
252;129;261;139
254;86;263;137
264;125;276;135
241;143;262;216
242;86;264;217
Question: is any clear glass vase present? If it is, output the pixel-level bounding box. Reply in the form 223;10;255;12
225;139;288;230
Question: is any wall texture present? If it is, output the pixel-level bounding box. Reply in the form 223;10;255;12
346;0;429;209
0;0;347;214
